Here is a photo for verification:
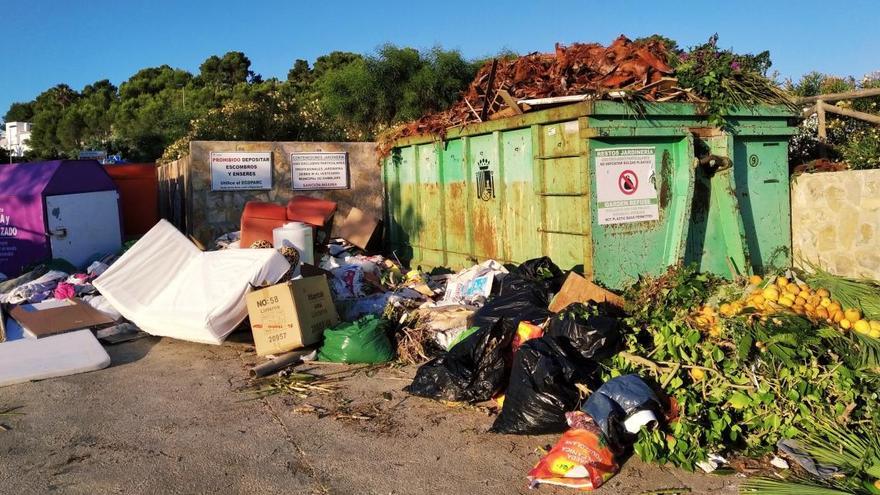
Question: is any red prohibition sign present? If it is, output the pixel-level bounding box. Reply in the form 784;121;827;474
618;170;638;195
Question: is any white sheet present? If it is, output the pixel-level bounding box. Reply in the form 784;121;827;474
93;220;290;345
0;329;111;387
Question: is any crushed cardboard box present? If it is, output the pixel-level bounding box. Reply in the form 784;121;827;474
10;298;115;339
336;207;380;250
246;276;340;356
549;272;625;313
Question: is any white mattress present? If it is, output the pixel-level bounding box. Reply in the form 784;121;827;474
0;330;111;387
94;220;290;345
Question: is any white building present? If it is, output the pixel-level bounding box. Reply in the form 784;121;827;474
3;122;32;157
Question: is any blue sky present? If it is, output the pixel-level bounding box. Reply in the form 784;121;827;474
2;0;878;118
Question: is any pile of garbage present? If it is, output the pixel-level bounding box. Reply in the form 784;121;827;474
5;195;880;493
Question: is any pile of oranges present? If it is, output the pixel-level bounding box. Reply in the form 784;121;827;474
697;275;880;339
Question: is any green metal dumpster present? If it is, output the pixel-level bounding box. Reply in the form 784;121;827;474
383;101;797;289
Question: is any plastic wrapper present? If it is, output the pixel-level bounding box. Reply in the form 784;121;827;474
439;259;508;306
317;315;394;364
512;321;544;353
583;374;664;449
329;264;366;300
527;411;618;491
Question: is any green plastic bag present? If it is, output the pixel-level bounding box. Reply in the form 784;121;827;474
317;315;395;364
447;326;479;351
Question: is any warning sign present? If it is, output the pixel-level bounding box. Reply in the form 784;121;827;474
595;147;659;225
618;170;638;195
210;152;273;191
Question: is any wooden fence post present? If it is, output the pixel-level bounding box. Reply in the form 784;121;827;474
816;99;827;158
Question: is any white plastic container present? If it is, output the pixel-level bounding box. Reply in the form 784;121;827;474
273;222;314;265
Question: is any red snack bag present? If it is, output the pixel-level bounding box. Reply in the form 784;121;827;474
527;411;618;491
512;321;544;353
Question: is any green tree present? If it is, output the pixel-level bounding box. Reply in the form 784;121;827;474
312;51;363;78
112;66;200;160
199;51;255;86
4;102;34;122
27;84;80;158
316;45;477;138
287;59;311;83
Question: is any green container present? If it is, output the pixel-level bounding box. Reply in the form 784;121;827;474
383;101;797;289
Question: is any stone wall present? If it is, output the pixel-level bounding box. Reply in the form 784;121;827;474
160;140;382;246
791;169;880;278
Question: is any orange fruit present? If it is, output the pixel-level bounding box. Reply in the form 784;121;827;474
763;287;780;301
844;308;862;323
853;320;870;334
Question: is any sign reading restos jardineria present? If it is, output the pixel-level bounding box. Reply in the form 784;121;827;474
210;152;273;191
290;152;350;191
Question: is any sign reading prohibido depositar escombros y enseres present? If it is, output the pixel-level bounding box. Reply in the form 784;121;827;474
210;152;273;191
290;152;350;190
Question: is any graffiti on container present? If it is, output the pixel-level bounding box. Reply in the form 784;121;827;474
476;158;495;201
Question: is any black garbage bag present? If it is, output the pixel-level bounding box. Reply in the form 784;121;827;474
406;286;552;403
545;302;622;362
469;285;553;339
490;336;596;434
490;302;624;435
583;374;665;449
498;257;565;296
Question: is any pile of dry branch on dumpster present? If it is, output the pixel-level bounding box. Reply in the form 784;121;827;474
379;36;684;151
378;34;796;155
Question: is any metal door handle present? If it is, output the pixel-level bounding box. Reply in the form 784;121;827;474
48;228;68;239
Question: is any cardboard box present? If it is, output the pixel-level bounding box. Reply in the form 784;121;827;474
246;276;339;356
335;207;379;250
549;272;626;313
9;298;116;339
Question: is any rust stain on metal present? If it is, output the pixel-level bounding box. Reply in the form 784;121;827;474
472;211;498;259
446;183;467;237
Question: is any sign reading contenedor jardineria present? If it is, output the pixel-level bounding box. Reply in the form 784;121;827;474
290;152;349;190
210;152;273;191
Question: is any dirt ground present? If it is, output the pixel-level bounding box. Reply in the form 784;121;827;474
0;334;741;494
